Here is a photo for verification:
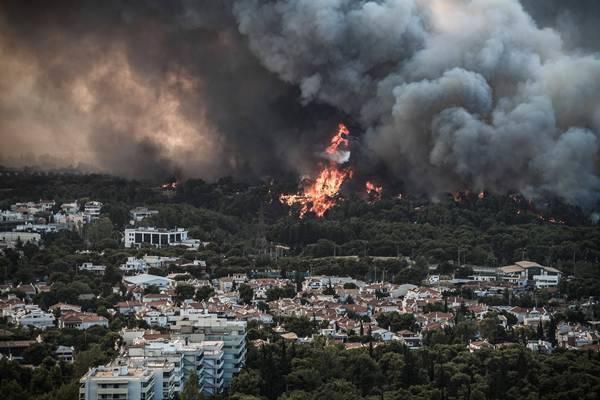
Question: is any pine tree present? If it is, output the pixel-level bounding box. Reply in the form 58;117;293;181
537;318;544;340
180;370;203;400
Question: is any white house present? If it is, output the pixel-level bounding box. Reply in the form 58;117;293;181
123;274;173;289
120;257;149;274
59;312;109;330
55;345;75;362
60;201;79;214
79;262;107;275
17;307;56;330
83;201;103;222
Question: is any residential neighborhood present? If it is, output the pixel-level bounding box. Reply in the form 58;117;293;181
0;177;599;400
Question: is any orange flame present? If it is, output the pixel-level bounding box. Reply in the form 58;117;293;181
280;123;352;218
365;181;383;203
325;123;350;155
280;167;352;217
365;181;383;195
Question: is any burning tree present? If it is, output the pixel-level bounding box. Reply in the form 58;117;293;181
280;123;353;218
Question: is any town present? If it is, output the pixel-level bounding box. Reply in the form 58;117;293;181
1;183;599;399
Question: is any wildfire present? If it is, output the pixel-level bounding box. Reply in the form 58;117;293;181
280;167;352;217
365;181;383;202
161;181;177;190
325;123;350;155
280;123;353;218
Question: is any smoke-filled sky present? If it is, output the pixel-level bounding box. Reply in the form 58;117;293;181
1;0;599;208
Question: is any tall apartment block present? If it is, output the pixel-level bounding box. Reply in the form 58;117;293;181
172;314;247;388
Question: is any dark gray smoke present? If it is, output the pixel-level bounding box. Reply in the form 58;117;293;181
233;0;600;208
0;1;599;210
0;0;340;180
521;0;600;52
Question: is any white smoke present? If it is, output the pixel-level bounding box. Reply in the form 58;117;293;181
233;0;600;209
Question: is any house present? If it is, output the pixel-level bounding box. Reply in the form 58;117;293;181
390;284;418;298
469;340;494;352
55;345;75;362
396;330;422;348
129;207;159;223
142;255;180;269
337;304;370;317
371;328;395;342
79;262;106;275
17;307;56;330
83;201;103;222
178;259;207;269
0;340;37;360
115;301;144;316
60;201;79;214
138;309;169;328
142;293;172;303
556;322;600;350
526;340;553;354
123;274;173;289
17;283;38;297
49;303;82;314
218;277;235;292
404;287;443;301
120;257;149;274
59;312;109;330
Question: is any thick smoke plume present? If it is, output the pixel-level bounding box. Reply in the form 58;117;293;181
234;0;600;208
0;0;599;209
0;0;340;180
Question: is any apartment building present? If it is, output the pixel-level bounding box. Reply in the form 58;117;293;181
128;339;220;396
79;364;156;400
84;201;103;222
128;347;182;400
172;314;247;389
124;227;188;248
200;341;225;395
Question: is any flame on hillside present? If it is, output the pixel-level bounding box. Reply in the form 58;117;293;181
280;123;353;218
161;181;178;190
365;181;383;202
